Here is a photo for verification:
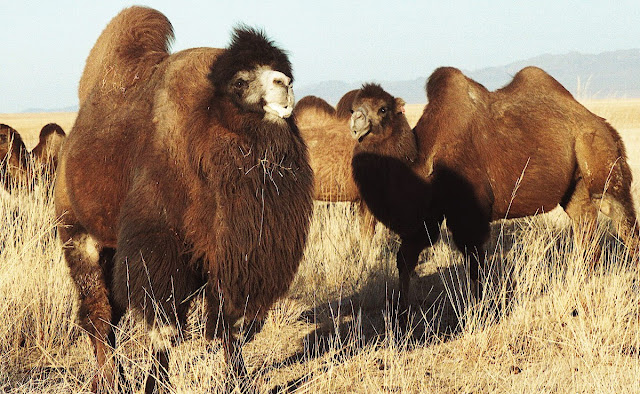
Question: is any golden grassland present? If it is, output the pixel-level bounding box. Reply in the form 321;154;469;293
1;99;640;392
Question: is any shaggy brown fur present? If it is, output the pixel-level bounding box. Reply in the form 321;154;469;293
336;89;359;119
56;6;313;392
0;123;29;190
31;123;66;183
295;94;377;237
351;72;638;314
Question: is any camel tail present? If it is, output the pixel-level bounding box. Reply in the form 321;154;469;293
78;6;174;104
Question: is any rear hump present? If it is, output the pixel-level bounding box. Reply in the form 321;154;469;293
78;6;174;104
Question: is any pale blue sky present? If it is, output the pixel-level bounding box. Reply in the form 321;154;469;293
1;1;638;112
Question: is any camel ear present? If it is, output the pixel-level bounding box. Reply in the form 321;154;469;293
395;97;406;114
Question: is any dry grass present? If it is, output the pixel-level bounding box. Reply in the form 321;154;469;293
1;100;640;392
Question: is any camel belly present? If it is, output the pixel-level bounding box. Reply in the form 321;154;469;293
490;156;574;220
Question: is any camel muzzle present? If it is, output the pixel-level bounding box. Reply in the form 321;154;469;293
350;110;371;142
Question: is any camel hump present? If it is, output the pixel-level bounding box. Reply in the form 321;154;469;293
78;6;174;104
504;66;573;98
40;123;66;139
426;67;487;105
294;96;337;128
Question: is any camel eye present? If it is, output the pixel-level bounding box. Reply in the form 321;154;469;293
234;79;247;89
379;107;387;114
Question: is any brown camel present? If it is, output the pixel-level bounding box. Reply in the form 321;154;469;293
295;93;377;237
55;6;313;392
350;71;638;314
0;123;30;190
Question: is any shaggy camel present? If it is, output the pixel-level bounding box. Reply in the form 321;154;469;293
350;72;638;314
0;123;29;190
56;6;313;392
295;94;377;237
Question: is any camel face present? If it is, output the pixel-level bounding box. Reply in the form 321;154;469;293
350;88;404;143
228;65;294;120
350;98;384;142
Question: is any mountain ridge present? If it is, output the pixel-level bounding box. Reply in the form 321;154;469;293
296;48;640;105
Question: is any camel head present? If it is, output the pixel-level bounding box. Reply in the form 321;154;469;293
350;84;417;163
209;27;295;122
350;84;407;143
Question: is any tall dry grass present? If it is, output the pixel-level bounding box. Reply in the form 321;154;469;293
1;102;640;392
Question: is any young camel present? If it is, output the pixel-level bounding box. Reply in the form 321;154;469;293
350;72;638;314
295;93;377;237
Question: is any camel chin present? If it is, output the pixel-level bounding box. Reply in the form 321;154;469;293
264;102;293;119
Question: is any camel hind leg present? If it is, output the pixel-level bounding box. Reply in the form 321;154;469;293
569;128;639;261
598;192;639;259
562;179;602;262
58;221;119;391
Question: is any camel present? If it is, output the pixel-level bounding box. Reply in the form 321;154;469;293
349;70;638;314
295;93;377;237
55;7;313;392
0;123;29;190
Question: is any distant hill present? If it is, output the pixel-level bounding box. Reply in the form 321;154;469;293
297;48;640;104
23;105;78;113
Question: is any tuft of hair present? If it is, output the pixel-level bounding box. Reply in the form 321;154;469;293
208;26;293;93
357;83;397;108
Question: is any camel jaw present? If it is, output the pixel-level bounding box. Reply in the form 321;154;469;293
352;127;371;143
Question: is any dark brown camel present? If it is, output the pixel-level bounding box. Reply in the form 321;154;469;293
295;94;377;237
350;71;638;315
55;6;313;392
0;123;30;190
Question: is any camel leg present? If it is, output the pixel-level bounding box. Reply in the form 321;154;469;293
205;282;250;391
601;194;640;260
112;195;203;393
562;179;602;263
59;223;116;391
571;130;639;262
448;216;490;300
397;225;439;316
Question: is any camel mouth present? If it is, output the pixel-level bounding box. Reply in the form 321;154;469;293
264;103;293;119
352;127;371;143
